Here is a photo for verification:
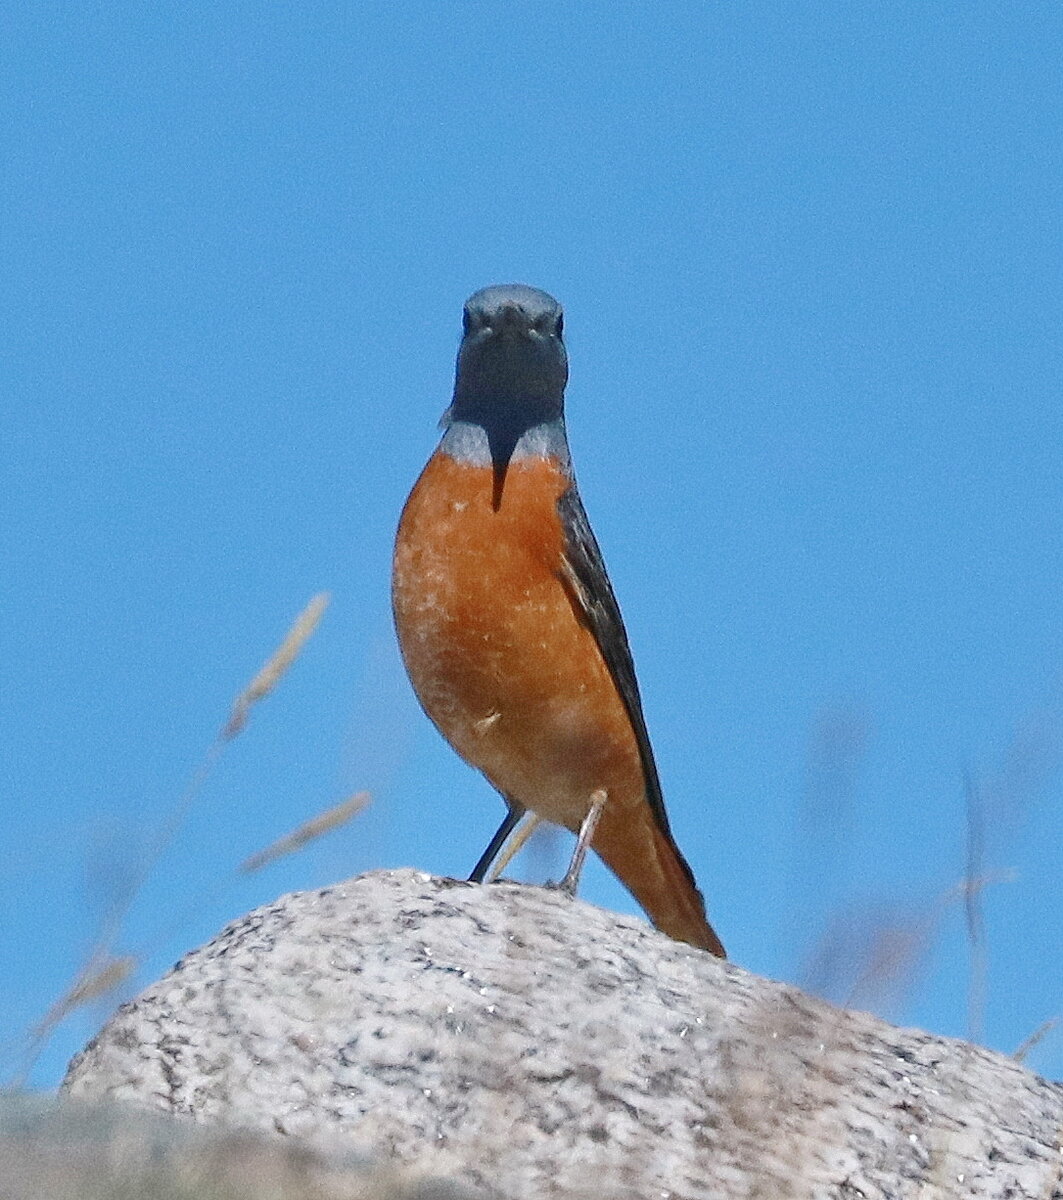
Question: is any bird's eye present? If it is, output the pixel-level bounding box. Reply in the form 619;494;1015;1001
462;309;472;334
555;313;564;337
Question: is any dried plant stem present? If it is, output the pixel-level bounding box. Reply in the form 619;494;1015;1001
1013;1018;1059;1063
224;593;331;739
963;771;988;1045
13;593;333;1084
241;791;371;873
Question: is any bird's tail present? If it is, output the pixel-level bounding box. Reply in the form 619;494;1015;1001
593;807;726;957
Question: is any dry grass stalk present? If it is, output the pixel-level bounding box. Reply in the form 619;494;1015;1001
804;865;1014;1021
13;592;334;1085
10;954;138;1086
1014;1018;1060;1064
224;592;331;740
964;771;988;1043
240;791;371;873
34;956;137;1035
843;916;932;1012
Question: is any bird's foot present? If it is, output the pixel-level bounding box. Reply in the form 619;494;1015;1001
556;789;607;896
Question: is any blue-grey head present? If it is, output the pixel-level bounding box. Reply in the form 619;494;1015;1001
442;285;571;507
449;284;568;426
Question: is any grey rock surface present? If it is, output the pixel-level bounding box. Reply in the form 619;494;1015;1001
65;868;1063;1199
0;1090;481;1200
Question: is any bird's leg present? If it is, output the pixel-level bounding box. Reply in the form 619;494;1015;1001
485;812;542;882
468;799;525;883
559;789;608;896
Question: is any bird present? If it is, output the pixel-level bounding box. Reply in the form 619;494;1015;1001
391;284;725;956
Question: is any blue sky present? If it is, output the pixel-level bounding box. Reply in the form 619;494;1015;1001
3;3;1062;1086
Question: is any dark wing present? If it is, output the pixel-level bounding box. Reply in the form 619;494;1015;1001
556;483;673;838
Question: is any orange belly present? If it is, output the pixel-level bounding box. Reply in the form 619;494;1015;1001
392;451;646;832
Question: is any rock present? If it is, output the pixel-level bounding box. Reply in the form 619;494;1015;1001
0;1089;481;1200
64;868;1063;1199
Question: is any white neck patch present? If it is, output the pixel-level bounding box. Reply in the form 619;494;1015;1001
439;420;571;472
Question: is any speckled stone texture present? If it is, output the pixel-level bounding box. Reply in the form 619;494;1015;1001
65;869;1063;1199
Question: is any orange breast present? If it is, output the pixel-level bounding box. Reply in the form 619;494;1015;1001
392;450;646;830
